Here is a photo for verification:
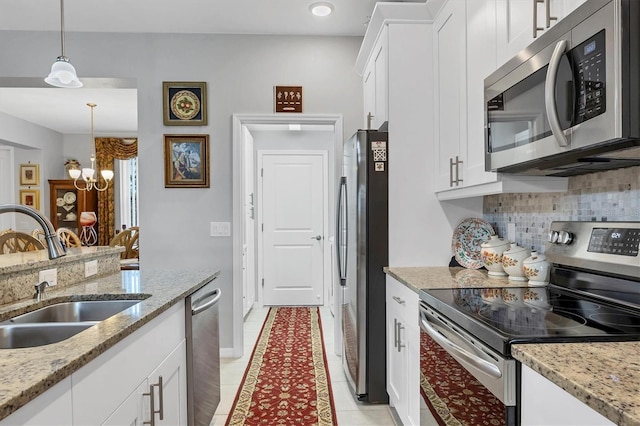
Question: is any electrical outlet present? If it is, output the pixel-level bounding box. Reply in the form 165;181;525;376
85;260;98;277
38;268;58;286
507;223;516;243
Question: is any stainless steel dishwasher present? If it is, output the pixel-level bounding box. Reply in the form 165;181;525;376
185;280;221;426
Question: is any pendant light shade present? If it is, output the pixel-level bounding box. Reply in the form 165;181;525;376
45;56;82;88
45;0;82;88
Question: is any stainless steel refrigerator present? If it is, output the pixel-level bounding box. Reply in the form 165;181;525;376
337;129;388;403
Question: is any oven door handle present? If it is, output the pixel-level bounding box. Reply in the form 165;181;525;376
545;39;570;148
419;307;502;379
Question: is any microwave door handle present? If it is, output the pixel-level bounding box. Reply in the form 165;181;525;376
419;307;502;379
545;39;570;147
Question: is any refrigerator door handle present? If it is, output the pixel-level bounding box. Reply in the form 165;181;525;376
336;176;347;286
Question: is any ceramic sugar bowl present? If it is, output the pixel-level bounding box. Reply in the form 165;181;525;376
501;243;531;281
481;235;510;276
522;251;550;285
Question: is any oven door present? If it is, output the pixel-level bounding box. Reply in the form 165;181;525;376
419;302;518;425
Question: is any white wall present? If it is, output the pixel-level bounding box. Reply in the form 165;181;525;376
0;30;364;349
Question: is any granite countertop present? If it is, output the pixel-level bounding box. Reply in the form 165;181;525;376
0;267;219;421
0;246;123;274
513;342;640;426
384;266;639;426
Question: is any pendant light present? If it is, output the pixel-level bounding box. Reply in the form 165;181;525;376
68;103;114;191
45;0;83;88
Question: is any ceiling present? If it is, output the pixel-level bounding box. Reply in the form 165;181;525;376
0;0;420;136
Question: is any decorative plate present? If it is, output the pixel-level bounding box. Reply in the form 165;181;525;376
451;218;495;269
170;90;200;120
63;191;76;204
56;198;65;207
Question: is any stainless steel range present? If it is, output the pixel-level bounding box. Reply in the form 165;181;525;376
419;221;640;425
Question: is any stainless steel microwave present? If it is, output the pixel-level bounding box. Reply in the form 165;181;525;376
484;0;639;177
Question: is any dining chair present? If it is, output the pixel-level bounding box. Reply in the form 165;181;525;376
0;231;45;254
57;227;82;248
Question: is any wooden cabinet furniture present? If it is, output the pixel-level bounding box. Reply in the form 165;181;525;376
386;276;420;426
520;363;614;425
48;179;98;239
0;302;187;426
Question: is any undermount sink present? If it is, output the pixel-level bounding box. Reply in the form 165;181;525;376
3;300;141;324
0;300;142;349
0;323;97;349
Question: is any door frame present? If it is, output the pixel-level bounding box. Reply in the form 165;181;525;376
257;149;328;307
231;114;343;358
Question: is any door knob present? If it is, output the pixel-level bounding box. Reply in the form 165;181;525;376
311;235;323;240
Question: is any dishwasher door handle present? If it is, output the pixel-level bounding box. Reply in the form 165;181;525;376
192;288;222;315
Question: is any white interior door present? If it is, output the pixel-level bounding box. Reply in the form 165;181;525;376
260;151;326;306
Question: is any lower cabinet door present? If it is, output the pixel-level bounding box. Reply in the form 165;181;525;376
101;380;148;426
149;340;188;426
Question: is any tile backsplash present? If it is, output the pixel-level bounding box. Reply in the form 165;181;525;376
483;166;639;253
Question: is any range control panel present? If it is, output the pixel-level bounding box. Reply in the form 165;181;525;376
546;221;640;279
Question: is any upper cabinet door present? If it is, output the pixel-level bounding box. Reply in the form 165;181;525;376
496;0;587;67
433;0;467;191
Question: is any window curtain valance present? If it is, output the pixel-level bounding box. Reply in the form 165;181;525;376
95;138;138;246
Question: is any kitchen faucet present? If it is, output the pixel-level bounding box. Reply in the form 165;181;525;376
0;204;67;260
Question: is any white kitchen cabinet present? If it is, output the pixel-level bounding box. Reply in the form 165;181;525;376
496;0;587;67
386;276;419;426
72;301;186;425
521;363;614;426
362;26;388;130
432;0;569;200
433;0;468;192
101;380;148;426
0;377;72;426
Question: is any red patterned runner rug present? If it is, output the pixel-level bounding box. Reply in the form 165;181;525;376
226;307;338;425
419;329;507;426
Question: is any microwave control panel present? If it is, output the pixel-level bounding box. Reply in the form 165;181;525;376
573;30;606;124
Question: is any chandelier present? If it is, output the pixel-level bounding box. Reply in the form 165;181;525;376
68;103;114;191
45;0;82;88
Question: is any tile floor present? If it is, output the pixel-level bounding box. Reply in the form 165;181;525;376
210;306;398;425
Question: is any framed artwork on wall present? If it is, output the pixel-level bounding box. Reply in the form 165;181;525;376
162;81;208;126
19;164;39;186
164;134;210;188
274;86;303;113
20;189;40;210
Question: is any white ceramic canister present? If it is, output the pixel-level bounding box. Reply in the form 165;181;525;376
480;235;510;276
502;243;531;281
522;251;550;285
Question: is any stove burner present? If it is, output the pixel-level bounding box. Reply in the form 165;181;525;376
589;313;640;329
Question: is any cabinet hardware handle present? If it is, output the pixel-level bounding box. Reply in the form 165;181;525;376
393;318;398;348
392;296;405;305
533;0;545;38
454;156;463;186
397;322;405;352
449;157;455;187
156;376;164;420
545;0;558;28
367;112;374;130
143;383;156;426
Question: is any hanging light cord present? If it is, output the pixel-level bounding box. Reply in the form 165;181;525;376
59;0;66;58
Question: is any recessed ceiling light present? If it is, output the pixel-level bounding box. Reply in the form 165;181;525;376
309;2;334;17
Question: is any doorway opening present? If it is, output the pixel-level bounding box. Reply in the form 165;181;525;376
231;114;343;358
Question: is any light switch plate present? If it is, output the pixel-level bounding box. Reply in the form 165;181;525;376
210;222;231;237
85;260;98;277
38;268;58;286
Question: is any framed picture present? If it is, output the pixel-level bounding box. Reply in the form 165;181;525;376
19;164;39;186
19;189;40;210
274;86;303;113
162;81;207;126
164;134;210;188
